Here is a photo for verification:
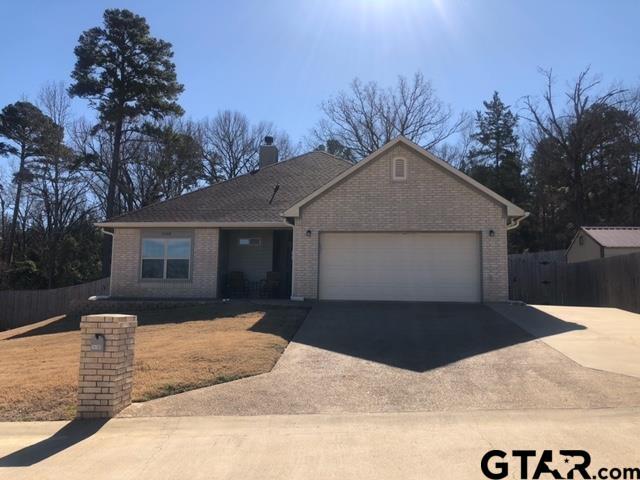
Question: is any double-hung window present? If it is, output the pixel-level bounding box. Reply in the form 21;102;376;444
141;237;191;280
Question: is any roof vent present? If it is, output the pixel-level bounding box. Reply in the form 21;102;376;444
259;136;278;169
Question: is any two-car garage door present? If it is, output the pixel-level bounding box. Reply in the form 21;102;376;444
319;232;481;302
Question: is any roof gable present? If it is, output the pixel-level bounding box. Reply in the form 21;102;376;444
283;136;526;218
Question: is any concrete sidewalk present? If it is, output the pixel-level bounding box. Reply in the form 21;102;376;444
490;303;640;378
0;409;639;480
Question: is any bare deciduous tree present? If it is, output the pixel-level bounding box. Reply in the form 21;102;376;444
31;83;93;287
523;67;626;226
199;111;298;182
431;116;474;169
38;82;72;129
71;117;149;214
129;119;203;207
70;117;112;214
312;72;467;159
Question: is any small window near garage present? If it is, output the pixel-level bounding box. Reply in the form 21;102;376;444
141;237;191;280
239;237;262;247
392;157;407;181
579;235;584;246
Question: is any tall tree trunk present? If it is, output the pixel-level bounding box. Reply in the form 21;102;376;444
46;234;56;289
0;197;6;251
102;117;123;277
573;154;586;226
5;146;26;265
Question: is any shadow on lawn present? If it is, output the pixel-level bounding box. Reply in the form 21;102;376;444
248;308;308;340
7;302;309;341
0;419;107;467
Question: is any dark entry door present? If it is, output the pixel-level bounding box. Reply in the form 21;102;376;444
272;230;293;298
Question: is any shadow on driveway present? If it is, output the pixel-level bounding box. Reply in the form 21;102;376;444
0;419;107;467
122;302;640;417
289;302;586;372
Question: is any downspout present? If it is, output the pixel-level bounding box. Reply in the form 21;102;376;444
506;212;530;231
99;228;114;299
505;212;530;305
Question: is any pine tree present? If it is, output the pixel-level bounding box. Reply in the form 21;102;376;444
466;91;527;206
0;102;61;265
465;92;531;252
69;8;184;274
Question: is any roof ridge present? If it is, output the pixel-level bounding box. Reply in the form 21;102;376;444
312;149;356;166
583;226;640;229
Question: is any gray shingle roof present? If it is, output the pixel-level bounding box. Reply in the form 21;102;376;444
582;227;640;248
103;151;352;224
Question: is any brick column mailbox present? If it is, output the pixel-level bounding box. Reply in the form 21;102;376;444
77;314;137;419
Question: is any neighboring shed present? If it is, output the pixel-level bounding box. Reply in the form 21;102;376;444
566;227;640;263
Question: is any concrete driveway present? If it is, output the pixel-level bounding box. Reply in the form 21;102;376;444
123;302;640;417
490;303;640;378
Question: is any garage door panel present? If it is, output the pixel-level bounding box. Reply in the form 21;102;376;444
319;232;481;302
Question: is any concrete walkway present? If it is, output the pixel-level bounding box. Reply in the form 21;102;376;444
489;303;640;378
123;303;640;417
1;409;639;480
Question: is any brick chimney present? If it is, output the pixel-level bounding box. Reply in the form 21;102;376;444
259;136;278;168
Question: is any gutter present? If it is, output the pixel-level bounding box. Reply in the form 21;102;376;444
94;221;293;229
507;212;530;231
98;228;114;299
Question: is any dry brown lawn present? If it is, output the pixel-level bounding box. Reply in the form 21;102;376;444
0;303;308;421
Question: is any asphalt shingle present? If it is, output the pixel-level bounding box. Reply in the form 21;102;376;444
104;151;352;223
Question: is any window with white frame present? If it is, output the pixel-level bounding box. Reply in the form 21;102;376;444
392;157;407;180
141;237;191;280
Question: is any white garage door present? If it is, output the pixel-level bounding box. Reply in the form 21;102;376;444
319;232;481;302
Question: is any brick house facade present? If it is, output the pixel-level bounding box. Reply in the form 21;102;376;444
110;228;219;298
290;144;509;301
99;137;526;303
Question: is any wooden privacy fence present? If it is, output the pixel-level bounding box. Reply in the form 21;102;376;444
508;250;566;305
0;277;110;331
509;251;640;313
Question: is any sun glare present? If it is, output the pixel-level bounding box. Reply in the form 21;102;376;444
344;0;455;33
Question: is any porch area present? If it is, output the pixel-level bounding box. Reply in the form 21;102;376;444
218;229;293;299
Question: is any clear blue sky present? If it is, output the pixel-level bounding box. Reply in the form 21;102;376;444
1;0;639;145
